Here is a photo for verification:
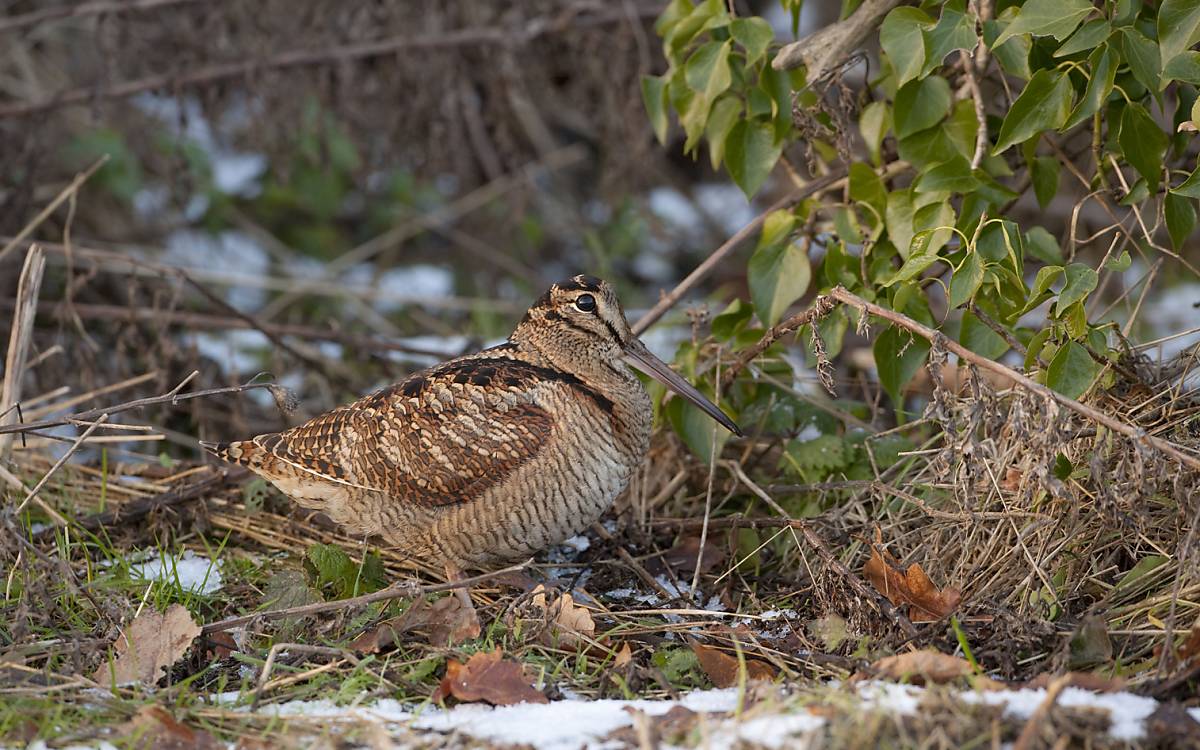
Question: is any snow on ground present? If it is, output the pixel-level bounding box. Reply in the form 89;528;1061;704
230;681;1200;749
128;550;223;594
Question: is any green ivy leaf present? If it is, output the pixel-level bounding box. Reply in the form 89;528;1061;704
749;211;811;325
1166;192;1197;249
949;250;985;308
994;69;1074;154
1054;19;1111;57
992;0;1094;47
874;327;931;411
782;434;851;474
884;242;942;287
1163;50;1200;85
1119;102;1169;193
1031;264;1065;299
1104;250;1132;272
921;0;977;77
712;298;755;341
984;11;1032;79
1046;341;1099;399
641;75;670;145
1065;45;1117;130
859;101;892;164
1025;226;1064;265
913;154;979;193
1120;28;1162;93
880;6;934;86
685;40;733;104
726;120;782;198
1158;0;1200;71
1054;263;1099;316
849;162;888;223
731;17;775;67
666;385;730;462
1031;156;1061;208
960;310;1009;359
1172;161;1200;198
894;76;953;138
705;96;742;170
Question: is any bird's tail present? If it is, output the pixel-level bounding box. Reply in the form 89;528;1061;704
200;438;269;468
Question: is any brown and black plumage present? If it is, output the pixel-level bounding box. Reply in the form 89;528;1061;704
202;275;739;580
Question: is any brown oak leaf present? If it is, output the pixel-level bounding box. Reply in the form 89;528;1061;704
531;587;596;649
863;528;961;622
93;604;200;686
120;705;221;750
433;648;547;706
351;595;480;652
867;649;975;686
690;642;777;688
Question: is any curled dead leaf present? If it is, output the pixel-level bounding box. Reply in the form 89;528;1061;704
867;649;975;686
862;528;961;623
352;595;480;653
93;604;200;686
690;642;777;688
433;648;547;706
120;705;221;750
530;586;596;649
613;641;633;669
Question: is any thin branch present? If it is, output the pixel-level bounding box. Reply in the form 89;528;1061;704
0;246;46;460
633;171;847;335
722;293;838;388
200;561;529;635
959;49;988;169
0;372;274;437
772;0;903;76
0;8;660;119
0;159;107;262
0;0;201;33
828;286;1200;473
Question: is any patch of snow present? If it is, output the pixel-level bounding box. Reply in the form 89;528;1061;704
857;681;924;716
561;535;591;553
962;685;1159;741
727;712;825;749
129;550;222;594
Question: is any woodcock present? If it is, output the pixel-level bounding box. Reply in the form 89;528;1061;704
203;275;739;584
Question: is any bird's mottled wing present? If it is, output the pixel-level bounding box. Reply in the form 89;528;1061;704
255;359;557;507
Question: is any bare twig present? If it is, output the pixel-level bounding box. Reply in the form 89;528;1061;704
772;0;903;76
959;49;988;169
722;293;838;388
200;561;528;635
0;372;273;437
0;300;456;361
1;246;46;460
0;160;107;261
828;286;1200;472
15;414;108;520
0;8;660;119
0;0;201;33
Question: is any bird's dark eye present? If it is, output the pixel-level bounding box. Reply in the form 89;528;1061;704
574;294;596;313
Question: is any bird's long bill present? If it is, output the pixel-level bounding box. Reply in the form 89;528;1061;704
623;339;742;436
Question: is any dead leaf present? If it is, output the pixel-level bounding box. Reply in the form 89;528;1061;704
530;586;596;649
93;604;200;686
606;705;703;747
120;705;221;750
999;467;1023;492
1023;671;1126;693
862;529;961;622
204;631;237;661
613;642;633;669
690;642;777;688
1176;618;1200;665
868;649;974;685
352;595;480;653
433;648;547;706
1146;702;1200;745
647;536;727;576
